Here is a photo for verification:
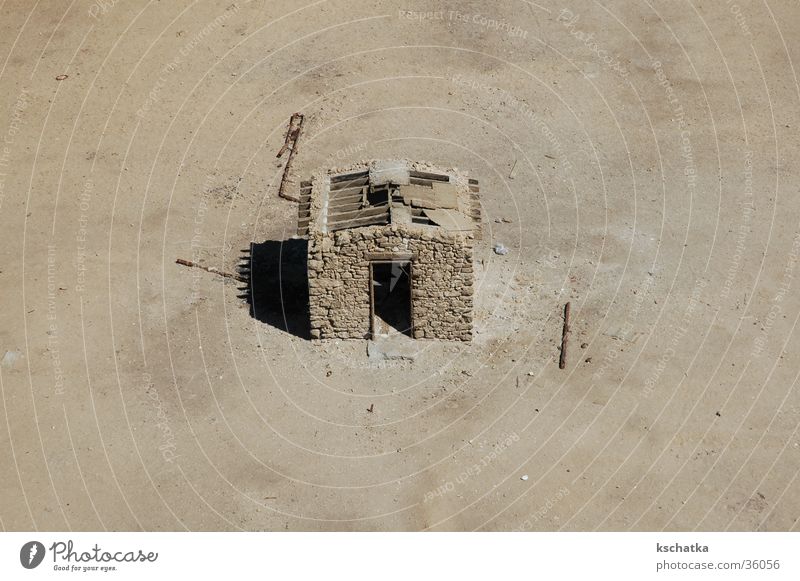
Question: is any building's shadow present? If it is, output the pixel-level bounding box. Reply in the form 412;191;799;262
238;239;310;339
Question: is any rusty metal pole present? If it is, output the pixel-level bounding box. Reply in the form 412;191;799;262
175;258;246;282
277;112;304;202
559;301;571;370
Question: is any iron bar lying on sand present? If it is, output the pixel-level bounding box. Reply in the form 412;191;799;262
559;302;571;370
277;112;304;202
175;258;246;283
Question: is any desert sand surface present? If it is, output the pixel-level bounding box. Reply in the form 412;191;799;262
1;0;799;531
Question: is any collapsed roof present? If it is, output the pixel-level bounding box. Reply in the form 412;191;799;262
297;160;481;238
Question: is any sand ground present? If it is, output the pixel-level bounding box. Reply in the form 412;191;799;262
1;0;799;531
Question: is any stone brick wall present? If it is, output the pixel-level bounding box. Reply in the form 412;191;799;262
307;224;474;341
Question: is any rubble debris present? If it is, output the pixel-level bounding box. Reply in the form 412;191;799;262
1;350;22;369
367;340;417;361
493;243;509;255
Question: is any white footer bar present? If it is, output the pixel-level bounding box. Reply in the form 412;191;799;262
2;532;797;580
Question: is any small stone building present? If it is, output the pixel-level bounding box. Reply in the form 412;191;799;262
296;160;481;341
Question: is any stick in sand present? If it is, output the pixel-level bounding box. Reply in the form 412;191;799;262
175;258;246;283
559;302;571;370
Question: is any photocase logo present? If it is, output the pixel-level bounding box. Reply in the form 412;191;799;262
20;541;45;569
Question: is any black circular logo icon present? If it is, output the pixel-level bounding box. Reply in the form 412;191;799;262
20;541;45;569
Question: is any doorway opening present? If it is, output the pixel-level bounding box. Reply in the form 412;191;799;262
370;261;412;337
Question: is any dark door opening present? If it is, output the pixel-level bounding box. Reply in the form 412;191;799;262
370;261;412;337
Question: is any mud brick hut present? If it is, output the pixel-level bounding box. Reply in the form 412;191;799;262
296;160;481;340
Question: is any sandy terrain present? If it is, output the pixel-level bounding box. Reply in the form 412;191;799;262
1;0;799;531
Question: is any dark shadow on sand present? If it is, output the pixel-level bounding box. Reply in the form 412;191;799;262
238;239;310;339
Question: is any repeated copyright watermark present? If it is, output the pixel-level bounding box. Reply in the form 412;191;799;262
75;179;93;294
87;0;122;19
513;486;571;530
590;274;654;386
136;4;240;119
46;245;66;396
450;74;574;176
399;9;528;39
641;279;707;398
423;432;520;503
751;230;800;358
557;8;629;79
190;172;218;302
725;0;753;38
142;373;180;464
720;151;754;302
0;88;31;212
